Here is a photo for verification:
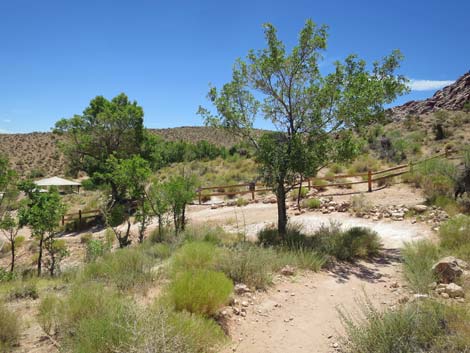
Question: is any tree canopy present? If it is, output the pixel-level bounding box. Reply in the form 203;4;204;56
199;19;409;236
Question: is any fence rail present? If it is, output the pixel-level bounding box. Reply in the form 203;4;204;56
61;209;101;226
196;149;459;204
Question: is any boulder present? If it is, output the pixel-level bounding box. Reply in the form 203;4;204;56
413;204;428;213
280;265;295;276
432;256;466;284
445;283;465;298
234;284;251;295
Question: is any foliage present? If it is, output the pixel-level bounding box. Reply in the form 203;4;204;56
199;19;407;237
38;294;62;335
164;173;197;234
171;241;219;273
402;241;439;293
43;238;69;276
290;187;308;201
18;184;66;275
168;270;233;316
340;299;470;353
8;281;39;300
302;198;321;209
82;247;155;290
54;93;145;178
439;215;470;260
80;232;93;244
85;239;110;262
0;302;20;351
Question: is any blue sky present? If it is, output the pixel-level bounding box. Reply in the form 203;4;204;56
1;0;469;133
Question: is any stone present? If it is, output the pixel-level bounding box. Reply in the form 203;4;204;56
280;265;295;276
234;284;251;295
445;283;465;298
241;301;249;307
441;292;450;299
432;256;466;284
413;204;428;213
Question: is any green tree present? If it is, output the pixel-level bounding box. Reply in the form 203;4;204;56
54;93;145;200
98;156;151;246
164;173;197;235
0;214;23;273
18;183;66;276
43;238;69;276
199;20;408;237
147;181;170;241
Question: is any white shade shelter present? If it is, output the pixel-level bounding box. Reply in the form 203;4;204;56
34;177;81;193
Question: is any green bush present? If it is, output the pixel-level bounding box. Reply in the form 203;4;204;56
236;197;248;207
217;243;277;289
277;248;326;271
0;268;16;283
335;227;381;260
341;299;470;353
83;247;154;290
143;243;172;260
302;198;321;209
168;270;233;316
402;241;439;293
290;187;308;201
439;215;470;251
38;294;62;336
171;241;218;273
8;281;39;300
80;232;93;244
85;239;109;262
0;302;20;350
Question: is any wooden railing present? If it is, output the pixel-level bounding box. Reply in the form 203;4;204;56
196;150;459;204
61;209;101;226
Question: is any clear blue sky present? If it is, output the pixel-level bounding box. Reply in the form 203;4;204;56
1;0;469;133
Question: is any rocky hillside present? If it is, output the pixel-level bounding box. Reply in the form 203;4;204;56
391;72;470;120
0;127;242;177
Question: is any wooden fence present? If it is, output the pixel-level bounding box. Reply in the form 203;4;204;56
61;209;101;227
196;150;459;204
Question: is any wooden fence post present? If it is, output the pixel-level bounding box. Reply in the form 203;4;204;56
78;210;82;227
307;178;311;190
62;215;65;226
251;183;255;200
198;189;202;205
367;170;372;192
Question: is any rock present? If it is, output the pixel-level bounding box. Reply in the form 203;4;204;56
390;281;399;289
413;204;428;213
280;265;295;276
441;292;450;299
432;256;466;284
233;307;241;315
241;301;249;307
234;284;251;295
445;283;465;298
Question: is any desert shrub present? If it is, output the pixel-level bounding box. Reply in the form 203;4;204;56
236;197;248;207
439;214;470;250
8;281;39;300
85;239;109;262
402;241;439;293
38;294;62;335
277;248;326;271
310;223;381;261
290;187;309;201
350;194;373;215
168;270;233;316
144;243;172;260
257;223;309;249
330;163;344;174
180;226;226;245
302;198;321;209
341;299;470;353
120;306;226;353
217;243;277;289
171;241;218;273
348;155;381;174
312;179;328;191
0;268;16;282
80;232;93;244
82;247;154;290
0;302;20;350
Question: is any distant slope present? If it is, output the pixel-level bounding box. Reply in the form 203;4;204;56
0;127;245;177
391;72;470;120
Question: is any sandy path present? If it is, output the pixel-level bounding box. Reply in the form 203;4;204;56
222;254;405;353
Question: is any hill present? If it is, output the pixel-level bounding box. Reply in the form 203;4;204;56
0;127;243;177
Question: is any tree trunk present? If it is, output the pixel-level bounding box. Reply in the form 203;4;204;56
276;184;288;239
296;176;303;209
37;235;44;276
10;240;15;273
181;205;186;231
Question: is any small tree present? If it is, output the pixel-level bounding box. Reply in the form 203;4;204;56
147;181;170;241
0;214;23;272
164;173;197;235
18;183;66;276
199;19;408;237
43;238;69;276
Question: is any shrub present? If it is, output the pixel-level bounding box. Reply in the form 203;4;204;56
439;215;470;251
85;239;108;262
277;248;326;271
83;247;154;290
80;232;93;244
312;179;328;191
8;281;39;300
217;243;277;289
402;241;439;293
348;155;381;174
168;270;233;316
0;302;20;350
330;163;344;174
171;241;218;273
180;226;226;245
290;187;308;201
144;243;172;260
0;268;16;282
340;299;470;353
236;197;248;207
350;194;373;215
302;198;321;209
38;294;62;335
